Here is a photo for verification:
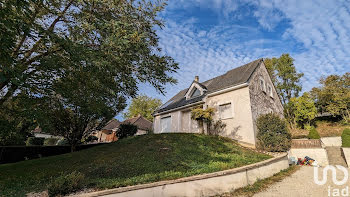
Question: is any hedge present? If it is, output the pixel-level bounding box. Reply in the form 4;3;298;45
0;144;102;164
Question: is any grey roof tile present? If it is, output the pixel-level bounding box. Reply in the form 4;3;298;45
156;58;262;113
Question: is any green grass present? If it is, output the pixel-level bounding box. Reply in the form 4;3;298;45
341;128;350;147
218;165;300;197
0;133;271;196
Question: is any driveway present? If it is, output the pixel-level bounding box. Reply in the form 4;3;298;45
254;166;350;197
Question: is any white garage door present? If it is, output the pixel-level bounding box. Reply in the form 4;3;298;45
161;116;171;133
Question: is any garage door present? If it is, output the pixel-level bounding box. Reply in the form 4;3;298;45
161;116;171;133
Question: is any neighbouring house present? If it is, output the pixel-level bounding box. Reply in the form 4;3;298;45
93;119;121;143
32;127;63;139
153;59;284;148
93;115;153;143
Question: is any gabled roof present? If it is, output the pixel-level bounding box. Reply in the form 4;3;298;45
102;119;121;130
122;115;153;131
156;58;263;113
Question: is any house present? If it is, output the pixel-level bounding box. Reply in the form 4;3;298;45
153;59;284;148
94;115;153;142
32;127;63;139
94;119;121;142
122;115;153;135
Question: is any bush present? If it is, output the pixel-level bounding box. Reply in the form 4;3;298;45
48;171;85;196
307;127;320;139
257;113;291;152
26;137;45;146
44;138;59;146
85;135;98;143
342;128;350;147
116;123;138;139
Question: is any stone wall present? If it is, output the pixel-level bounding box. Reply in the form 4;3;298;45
248;61;284;136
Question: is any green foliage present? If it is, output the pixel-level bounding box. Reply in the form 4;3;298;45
44;138;59;146
191;108;215;122
311;73;350;124
116;123;138;139
288;93;317;128
191;107;215;134
48;171;85;197
307;127;320;139
264;54;304;105
26;137;45;146
0;0;178;147
341;128;350;147
85;136;98;143
257;113;291;152
123;95;162;121
0;134;270;196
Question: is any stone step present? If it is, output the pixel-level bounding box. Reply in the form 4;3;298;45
325;147;348;167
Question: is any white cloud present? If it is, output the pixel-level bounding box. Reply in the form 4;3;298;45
138;0;350;107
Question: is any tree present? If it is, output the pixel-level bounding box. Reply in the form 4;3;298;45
116;123;138;139
0;0;178;145
289;93;317;128
264;54;304;105
311;73;350;124
123;95;162;121
191;107;214;134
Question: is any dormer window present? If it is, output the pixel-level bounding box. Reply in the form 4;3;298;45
191;88;201;98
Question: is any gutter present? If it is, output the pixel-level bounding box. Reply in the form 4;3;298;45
153;101;205;116
154;83;248;116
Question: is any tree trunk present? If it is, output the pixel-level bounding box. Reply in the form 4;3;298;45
71;144;76;152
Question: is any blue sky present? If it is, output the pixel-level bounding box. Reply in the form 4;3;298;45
117;0;350;120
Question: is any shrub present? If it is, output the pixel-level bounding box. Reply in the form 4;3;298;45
342;128;350;147
85;135;98;143
116;123;138;139
256;113;291;152
26;137;45;146
307;127;320;139
48;171;85;196
44;138;59;146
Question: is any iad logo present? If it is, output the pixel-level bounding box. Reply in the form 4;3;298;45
314;165;349;196
314;165;348;185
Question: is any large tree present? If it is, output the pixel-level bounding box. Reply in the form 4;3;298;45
0;0;178;145
311;73;350;123
123;94;162;121
264;54;304;105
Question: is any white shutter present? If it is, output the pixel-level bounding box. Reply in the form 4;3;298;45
161;116;171;133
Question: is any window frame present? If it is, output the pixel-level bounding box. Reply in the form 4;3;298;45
219;102;233;120
259;77;266;93
267;84;273;98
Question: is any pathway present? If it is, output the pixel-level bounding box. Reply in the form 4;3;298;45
254;166;350;197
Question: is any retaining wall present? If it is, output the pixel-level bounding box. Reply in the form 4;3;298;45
74;154;289;197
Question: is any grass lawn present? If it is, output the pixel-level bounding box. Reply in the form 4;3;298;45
0;133;271;196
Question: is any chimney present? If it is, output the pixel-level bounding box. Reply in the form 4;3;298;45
194;76;199;82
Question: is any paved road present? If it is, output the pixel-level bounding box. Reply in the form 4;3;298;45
254;166;350;197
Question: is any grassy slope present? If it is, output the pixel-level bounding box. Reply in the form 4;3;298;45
0;134;270;196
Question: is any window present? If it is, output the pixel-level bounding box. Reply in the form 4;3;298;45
267;84;273;98
219;103;232;119
191;88;201;98
259;78;266;92
160;116;171;133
